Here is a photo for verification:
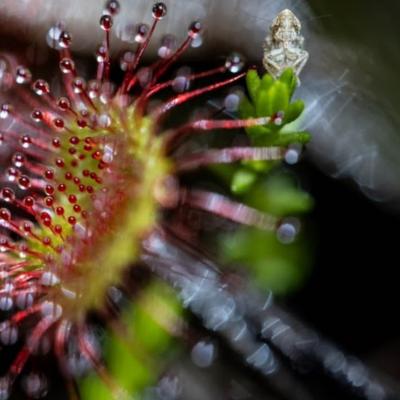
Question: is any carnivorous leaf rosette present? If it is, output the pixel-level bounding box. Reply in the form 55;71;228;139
0;2;310;398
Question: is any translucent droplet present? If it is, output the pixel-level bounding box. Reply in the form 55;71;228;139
119;51;135;71
191;34;203;48
224;92;242;112
0;323;18;345
137;67;152;88
226;53;245;73
72;77;86;94
46;23;64;50
88;80;101;99
158;34;177;59
285;144;302;165
98;114;112;128
96;46;107;63
15;66;32;84
0;208;11;222
16;293;34;309
59;58;75;74
40;272;60;287
172;76;190;93
0;103;12;119
100;15;113;31
1;187;15;202
188;21;202;39
135;24;150;44
152;2;167;20
22;373;48;399
58;30;72;49
19;135;32;149
0;296;13;311
32;79;50;96
191;341;216;368
105;0;120;15
277;217;300;244
57;97;71;111
18;175;31;190
41;301;62;319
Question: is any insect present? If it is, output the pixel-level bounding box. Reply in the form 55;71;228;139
263;9;309;79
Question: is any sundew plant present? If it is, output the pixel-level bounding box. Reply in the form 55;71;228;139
0;2;312;399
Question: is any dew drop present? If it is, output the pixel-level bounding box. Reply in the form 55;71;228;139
157;34;177;59
46;23;64;49
224;92;242;112
98;113;112;128
137;67;152;88
72;77;86;94
96;46;107;63
21;220;34;234
0;103;12;119
59;58;75;74
0;296;13;311
191;34;203;48
6;167;19;182
152;2;167;20
285;144;302;165
135;23;150;43
119;51;135;71
22;373;48;399
188;21;202;39
31;109;43;122
18;175;31;190
0;323;18;345
1;188;15;203
23;196;35;208
40;272;60;287
226;53;245;73
16;293;34;309
15;66;32;84
53;118;65;129
172;75;190;93
12;152;25;168
57;97;71;111
100;14;113;31
191;340;216;368
277;217;300;244
105;0;120;15
58;30;72;49
32;79;50;96
19;135;32;149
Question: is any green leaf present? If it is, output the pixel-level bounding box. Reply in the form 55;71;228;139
284;100;305;123
268;81;290;115
231;168;257;194
279;68;297;98
275;131;311;146
245;174;313;216
259;73;274;93
239;95;255;119
219;227;312;294
246;70;261;104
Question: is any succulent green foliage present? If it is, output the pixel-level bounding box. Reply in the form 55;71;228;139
217;68;313;294
240;68;309;146
80;282;182;400
220;172;313;294
220;226;312;294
